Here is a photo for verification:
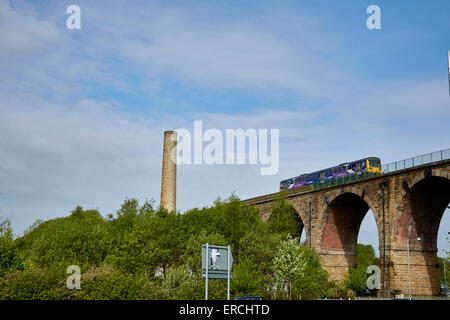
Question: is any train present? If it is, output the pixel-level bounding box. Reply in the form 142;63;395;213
279;157;382;191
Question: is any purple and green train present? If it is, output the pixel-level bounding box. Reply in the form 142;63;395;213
279;157;382;191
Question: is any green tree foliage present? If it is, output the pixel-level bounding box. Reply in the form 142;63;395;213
344;244;379;294
291;246;337;300
231;257;263;297
17;207;108;270
271;235;306;299
356;244;379;266
0;267;62;300
68;265;146;300
0;218;23;276
438;235;449;285
1;194;348;300
270;235;336;300
237;228;281;277
215;195;263;263
268;196;303;237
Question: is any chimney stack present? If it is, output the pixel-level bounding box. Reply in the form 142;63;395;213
160;131;177;212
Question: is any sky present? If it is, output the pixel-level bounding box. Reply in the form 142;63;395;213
0;0;449;256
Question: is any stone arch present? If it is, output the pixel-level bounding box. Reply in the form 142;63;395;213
264;197;306;240
394;175;450;251
316;191;381;282
319;192;377;254
391;175;450;296
288;198;312;246
254;202;273;222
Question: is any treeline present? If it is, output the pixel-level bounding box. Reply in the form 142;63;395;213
1;194;377;300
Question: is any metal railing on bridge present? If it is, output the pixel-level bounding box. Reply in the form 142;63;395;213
312;148;450;191
382;148;450;174
312;172;381;191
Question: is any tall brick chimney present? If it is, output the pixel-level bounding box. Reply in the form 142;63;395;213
160;130;177;212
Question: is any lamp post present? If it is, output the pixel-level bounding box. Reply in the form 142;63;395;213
378;181;387;296
407;236;421;300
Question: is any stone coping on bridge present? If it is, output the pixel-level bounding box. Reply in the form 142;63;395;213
241;158;450;206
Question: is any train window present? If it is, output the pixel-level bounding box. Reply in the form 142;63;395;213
369;160;380;167
326;169;332;176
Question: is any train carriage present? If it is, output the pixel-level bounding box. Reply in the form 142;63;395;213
280;157;381;191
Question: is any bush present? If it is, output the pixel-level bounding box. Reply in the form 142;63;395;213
0;267;63;300
19;207;108;270
270;236;338;300
0;219;23;276
56;264;151;300
231;257;264;297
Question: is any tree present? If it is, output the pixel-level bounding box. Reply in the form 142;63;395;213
344;244;379;294
268;196;302;237
19;207;108;270
271;235;308;299
438;235;449;285
291;246;336;300
214;195;263;263
238;228;282;278
231;257;264;297
271;235;336;300
344;265;368;293
0;218;23;276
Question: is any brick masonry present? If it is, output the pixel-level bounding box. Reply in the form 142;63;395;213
160;131;177;212
242;160;450;296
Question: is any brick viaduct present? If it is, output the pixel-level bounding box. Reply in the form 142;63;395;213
242;159;450;296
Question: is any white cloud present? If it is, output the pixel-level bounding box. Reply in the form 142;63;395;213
0;2;60;62
0;1;448;255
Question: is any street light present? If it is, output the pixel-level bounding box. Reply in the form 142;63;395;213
407;236;422;300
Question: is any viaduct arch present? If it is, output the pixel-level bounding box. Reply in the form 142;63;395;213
242;159;450;296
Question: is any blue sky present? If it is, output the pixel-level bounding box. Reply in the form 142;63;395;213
0;0;449;256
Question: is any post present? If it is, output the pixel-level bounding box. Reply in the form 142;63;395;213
205;243;209;300
227;245;231;300
309;202;312;248
444;258;447;285
379;182;387;296
407;238;411;300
